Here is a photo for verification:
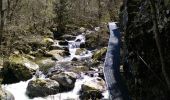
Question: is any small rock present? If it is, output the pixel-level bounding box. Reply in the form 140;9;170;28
72;57;78;61
79;27;86;33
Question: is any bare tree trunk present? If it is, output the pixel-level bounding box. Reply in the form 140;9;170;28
0;0;4;45
150;0;170;90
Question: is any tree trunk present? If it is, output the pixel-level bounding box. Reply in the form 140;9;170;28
0;0;4;45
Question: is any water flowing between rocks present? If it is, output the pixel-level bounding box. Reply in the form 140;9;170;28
1;33;109;100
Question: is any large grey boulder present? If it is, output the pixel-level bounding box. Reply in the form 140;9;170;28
79;77;106;100
26;79;60;98
49;71;77;92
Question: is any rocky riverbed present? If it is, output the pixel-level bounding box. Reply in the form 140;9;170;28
0;27;109;100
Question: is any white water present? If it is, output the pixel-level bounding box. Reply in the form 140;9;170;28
1;33;109;100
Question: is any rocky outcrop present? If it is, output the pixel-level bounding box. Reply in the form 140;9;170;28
26;79;60;98
79;77;106;100
2;54;39;84
49;72;77;92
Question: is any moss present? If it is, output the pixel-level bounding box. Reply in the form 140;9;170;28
35;79;47;87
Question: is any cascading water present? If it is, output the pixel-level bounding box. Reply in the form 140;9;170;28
1;33;108;100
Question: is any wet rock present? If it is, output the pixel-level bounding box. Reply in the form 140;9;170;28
26;79;60;98
0;88;14;100
79;77;106;100
58;41;68;46
75;48;88;56
49;72;77;92
92;47;107;61
71;57;78;61
80;43;86;48
2;54;39;84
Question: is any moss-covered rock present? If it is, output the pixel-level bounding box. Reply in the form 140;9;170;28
35;57;56;74
80;77;106;100
47;50;70;61
75;48;88;55
26;79;60;98
28;36;54;51
92;47;107;61
2;54;39;84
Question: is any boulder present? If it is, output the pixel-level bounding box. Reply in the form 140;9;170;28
0;88;14;100
26;79;60;98
79;77;106;99
92;47;107;61
47;50;70;61
75;48;88;56
49;72;77;92
35;57;56;74
2;54;39;84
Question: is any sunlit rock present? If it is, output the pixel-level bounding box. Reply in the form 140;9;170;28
26;79;60;98
49;71;77;92
2;54;39;84
79;77;106;99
